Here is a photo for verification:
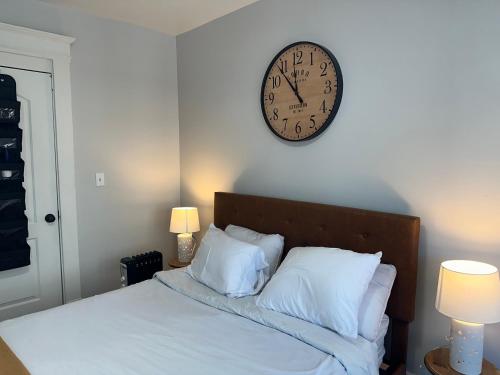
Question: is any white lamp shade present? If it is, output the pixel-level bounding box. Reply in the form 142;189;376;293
436;260;500;324
170;207;200;234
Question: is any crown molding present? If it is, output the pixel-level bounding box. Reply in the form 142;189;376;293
0;21;75;58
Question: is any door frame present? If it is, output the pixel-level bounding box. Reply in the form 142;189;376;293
0;22;81;303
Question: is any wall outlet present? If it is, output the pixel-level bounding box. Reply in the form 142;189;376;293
95;173;105;187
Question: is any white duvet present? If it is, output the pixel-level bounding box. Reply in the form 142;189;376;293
0;269;379;375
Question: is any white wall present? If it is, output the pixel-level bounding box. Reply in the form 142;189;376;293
177;0;500;371
0;0;180;297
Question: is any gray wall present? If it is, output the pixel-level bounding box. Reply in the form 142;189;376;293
177;0;500;371
0;0;180;297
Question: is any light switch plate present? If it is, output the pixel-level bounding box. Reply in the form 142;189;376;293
95;173;105;187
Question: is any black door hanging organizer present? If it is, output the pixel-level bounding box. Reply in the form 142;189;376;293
0;74;30;271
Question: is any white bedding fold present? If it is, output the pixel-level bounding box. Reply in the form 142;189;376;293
156;269;379;375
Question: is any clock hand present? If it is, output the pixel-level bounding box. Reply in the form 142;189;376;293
293;60;299;93
291;60;304;104
277;66;298;97
277;65;304;104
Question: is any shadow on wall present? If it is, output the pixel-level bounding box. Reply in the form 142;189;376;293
151;204;178;265
181;164;417;233
232;166;414;215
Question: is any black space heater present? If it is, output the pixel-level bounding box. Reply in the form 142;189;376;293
120;251;163;287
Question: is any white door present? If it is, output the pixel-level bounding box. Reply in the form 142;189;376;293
0;63;62;321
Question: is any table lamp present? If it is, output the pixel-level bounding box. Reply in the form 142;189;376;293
435;260;500;375
169;207;200;263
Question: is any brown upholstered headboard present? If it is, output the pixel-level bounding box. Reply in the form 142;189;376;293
214;192;420;374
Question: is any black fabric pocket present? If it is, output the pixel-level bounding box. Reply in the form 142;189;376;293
0;162;24;182
0;219;29;251
0;244;30;271
0;128;22;162
0;180;24;193
0;100;20;124
0;192;26;220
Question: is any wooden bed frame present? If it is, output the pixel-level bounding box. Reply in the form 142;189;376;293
214;192;420;375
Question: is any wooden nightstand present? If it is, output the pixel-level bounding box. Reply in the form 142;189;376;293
168;258;191;269
424;348;498;375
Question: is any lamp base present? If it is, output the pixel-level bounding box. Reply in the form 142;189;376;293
449;319;484;375
177;233;195;263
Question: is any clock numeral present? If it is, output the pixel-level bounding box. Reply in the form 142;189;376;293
270;75;281;89
293;51;303;65
320;100;327;114
282;118;288;131
279;59;288;73
309;115;316;129
295;121;302;134
273;108;279;120
267;92;275;104
310;52;314;66
324;80;332;94
320;62;328;77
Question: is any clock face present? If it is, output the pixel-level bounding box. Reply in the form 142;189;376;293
261;41;343;141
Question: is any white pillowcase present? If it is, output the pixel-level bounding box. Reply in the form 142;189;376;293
257;247;381;338
189;224;268;298
224;224;284;283
358;263;396;341
376;315;390;366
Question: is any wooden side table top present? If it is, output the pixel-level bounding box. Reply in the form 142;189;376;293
167;258;191;269
424;348;498;375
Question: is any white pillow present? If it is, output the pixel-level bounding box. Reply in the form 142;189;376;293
225;224;284;283
189;224;268;298
257;247;381;338
358;263;396;341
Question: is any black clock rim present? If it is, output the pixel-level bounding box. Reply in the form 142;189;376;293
260;41;343;142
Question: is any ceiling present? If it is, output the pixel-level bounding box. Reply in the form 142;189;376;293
38;0;260;36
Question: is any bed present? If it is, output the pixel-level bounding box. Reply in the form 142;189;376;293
0;192;420;375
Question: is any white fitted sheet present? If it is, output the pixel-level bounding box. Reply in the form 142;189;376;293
0;269;378;375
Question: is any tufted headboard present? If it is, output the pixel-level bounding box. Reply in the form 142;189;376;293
214;192;420;374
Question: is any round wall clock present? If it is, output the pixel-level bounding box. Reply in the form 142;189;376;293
261;41;343;142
